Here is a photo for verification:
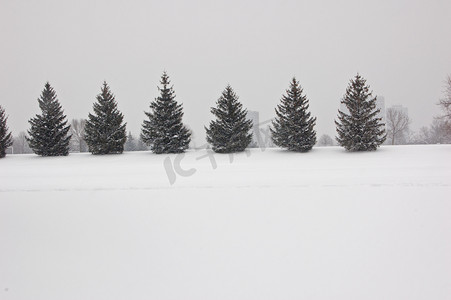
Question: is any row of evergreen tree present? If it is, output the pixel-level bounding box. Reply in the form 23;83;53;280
0;72;386;158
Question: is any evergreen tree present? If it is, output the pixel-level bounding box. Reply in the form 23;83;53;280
0;105;13;158
270;78;317;152
205;85;253;153
136;138;148;151
84;82;127;154
141;72;191;154
335;74;386;151
124;131;136;151
27;82;71;156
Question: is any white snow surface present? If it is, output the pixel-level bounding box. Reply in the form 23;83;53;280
1;145;450;300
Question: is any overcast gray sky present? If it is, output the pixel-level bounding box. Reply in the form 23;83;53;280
1;0;450;145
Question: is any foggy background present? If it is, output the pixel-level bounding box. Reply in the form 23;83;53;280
1;0;450;146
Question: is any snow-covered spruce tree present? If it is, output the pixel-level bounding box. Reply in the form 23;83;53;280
335;74;386;151
205;85;253;153
270;77;317;152
84;82;127;154
141;72;191;154
0;105;13;158
27;82;71;156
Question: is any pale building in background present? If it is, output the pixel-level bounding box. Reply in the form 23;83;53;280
247;110;261;148
247;110;276;148
389;104;408;116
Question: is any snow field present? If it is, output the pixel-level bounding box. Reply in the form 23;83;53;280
1;145;450;300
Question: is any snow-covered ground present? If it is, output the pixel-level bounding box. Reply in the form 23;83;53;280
1;145;450;300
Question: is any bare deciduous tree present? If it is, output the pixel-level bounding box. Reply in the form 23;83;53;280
437;75;451;136
13;131;32;154
412;119;451;145
438;76;451;119
413;126;431;144
386;108;410;145
317;134;334;147
70;119;87;152
429;119;451;144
